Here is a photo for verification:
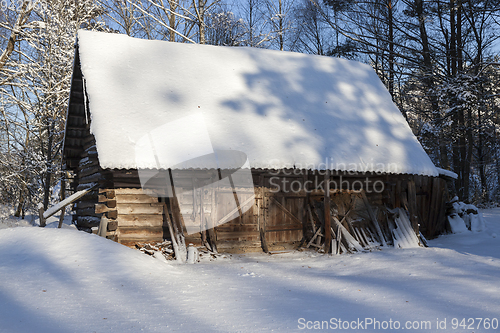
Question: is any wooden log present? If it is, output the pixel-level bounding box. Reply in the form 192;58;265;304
98;188;116;198
115;194;158;204
95;203;163;215
106;211;118;219
77;201;97;209
94;204;114;214
79;165;103;178
75;207;102;218
76;216;101;228
79;173;106;185
112;188;148;195
117;227;163;241
116;214;164;227
107;220;118;231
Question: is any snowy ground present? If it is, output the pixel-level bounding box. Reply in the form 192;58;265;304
0;208;499;332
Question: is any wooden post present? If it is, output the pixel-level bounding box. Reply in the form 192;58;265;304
168;169;187;262
407;179;419;234
207;176;217;253
38;205;46;227
97;216;108;237
259;186;269;253
324;170;331;253
161;199;181;260
57;177;66;228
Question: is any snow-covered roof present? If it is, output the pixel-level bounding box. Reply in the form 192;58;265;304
436;167;458;179
76;30;438;176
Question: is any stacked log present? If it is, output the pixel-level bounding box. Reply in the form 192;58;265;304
74;138;112;231
96;188;165;246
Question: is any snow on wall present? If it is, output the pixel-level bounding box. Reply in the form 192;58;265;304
77;30;438;176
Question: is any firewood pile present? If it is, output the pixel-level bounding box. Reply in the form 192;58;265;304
136;241;220;261
135;241;175;261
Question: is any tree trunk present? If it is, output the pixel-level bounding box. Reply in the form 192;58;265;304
42;121;54;210
387;0;395;99
198;0;206;44
0;1;33;71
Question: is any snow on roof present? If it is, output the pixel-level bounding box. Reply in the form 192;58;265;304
436;167;458;179
76;30;438;176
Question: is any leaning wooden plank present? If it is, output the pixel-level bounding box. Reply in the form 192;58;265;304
332;216;364;252
162;201;182;263
419;231;429;247
168;172;187;263
352;226;367;248
394;208;420;248
359;227;378;249
336;225;342;254
391;224;409;248
43;186;96;220
307;205;317;234
330;227;339;255
361;191;388;247
306;227;323;248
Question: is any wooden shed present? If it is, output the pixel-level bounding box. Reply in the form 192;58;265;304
62;30;453;253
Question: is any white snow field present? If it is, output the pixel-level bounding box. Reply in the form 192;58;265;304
0;210;499;332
